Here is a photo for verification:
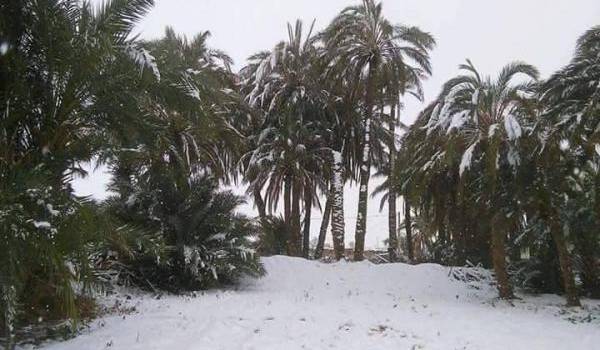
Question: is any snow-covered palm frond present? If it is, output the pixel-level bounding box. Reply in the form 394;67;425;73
459;142;478;176
125;43;160;81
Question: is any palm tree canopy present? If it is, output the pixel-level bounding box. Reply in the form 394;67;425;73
323;0;435;98
424;59;539;175
542;26;600;151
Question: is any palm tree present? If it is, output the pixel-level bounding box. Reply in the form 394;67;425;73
0;1;156;345
241;20;328;257
316;66;365;260
396;104;447;263
0;0;157;184
423;59;539;299
323;0;435;260
543;25;600;148
106;27;245;284
534;26;600;305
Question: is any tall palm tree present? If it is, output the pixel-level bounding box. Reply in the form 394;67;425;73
396;104;448;263
323;0;435;260
315;60;366;260
423;59;539;299
534;26;600;305
106;27;245;284
241;20;328;256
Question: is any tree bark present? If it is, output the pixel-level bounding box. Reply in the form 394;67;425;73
284;177;291;227
548;217;581;306
354;57;377;261
404;198;413;263
314;186;332;260
574;232;600;298
288;180;302;256
388;190;398;262
2;272;16;350
354;118;371;261
254;188;267;222
331;151;345;260
490;213;514;299
302;186;312;259
387;105;398;262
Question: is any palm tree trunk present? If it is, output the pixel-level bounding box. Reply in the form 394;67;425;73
404;198;413;263
387;105;398;262
2;266;16;350
289;180;302;256
331;150;345;260
574;232;600;298
354;59;377;261
388;189;398;262
284;177;291;227
254;188;267;222
302;186;312;258
490;212;514;299
353;119;371;261
314;187;333;259
548;216;581;306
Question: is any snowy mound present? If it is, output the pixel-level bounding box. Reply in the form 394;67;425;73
35;256;600;350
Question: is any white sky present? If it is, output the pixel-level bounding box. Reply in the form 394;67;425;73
75;0;600;248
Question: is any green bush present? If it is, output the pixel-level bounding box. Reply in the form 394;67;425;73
106;174;264;292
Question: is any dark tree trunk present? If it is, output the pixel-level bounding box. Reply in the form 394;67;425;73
548;217;581;306
575;233;600;298
2;261;16;350
584;180;600;298
388;191;398;262
405;198;413;263
302;186;312;259
288;180;302;256
387;104;398;262
284;177;291;227
314;187;333;260
354;59;378;261
353;121;370;261
490;213;514;299
254;188;267;222
331;151;345;260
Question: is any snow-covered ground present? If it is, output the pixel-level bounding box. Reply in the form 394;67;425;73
31;256;600;350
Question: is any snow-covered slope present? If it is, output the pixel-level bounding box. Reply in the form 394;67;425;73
33;256;600;350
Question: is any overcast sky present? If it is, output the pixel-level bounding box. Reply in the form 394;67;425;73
76;0;600;248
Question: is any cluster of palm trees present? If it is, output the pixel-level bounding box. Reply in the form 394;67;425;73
396;27;600;306
1;0;259;344
240;0;435;262
239;1;600;307
2;1;599;343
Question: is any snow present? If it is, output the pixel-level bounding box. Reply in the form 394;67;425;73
503;115;522;141
459;142;478;176
125;44;161;81
32;256;600;350
488;123;500;138
471;88;480;105
559;139;570;151
446;110;469;134
507;146;520;169
207;233;227;241
45;204;60;217
0;41;9;55
32;221;51;229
